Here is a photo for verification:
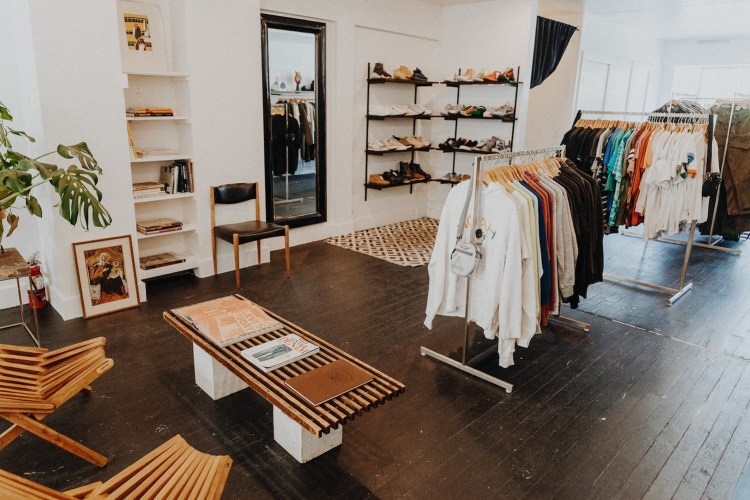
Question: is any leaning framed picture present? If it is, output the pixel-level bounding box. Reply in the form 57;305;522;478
73;235;141;319
116;0;168;73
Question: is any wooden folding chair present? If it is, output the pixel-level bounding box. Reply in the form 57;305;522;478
0;435;232;499
0;337;113;467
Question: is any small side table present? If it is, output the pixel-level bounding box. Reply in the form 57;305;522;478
0;248;41;346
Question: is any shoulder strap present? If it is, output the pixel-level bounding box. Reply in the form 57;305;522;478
456;175;474;241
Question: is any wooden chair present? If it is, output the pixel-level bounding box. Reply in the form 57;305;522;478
0;434;233;499
0;337;113;467
210;182;291;288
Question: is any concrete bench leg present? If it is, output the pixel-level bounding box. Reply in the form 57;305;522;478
273;407;342;463
193;344;247;400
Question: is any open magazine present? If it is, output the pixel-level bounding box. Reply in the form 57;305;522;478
241;334;319;372
173;296;283;347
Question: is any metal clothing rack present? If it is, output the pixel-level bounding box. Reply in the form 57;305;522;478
420;146;591;393
271;101;304;206
575;109;714;305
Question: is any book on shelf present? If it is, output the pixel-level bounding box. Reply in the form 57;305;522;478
134;148;180;158
136;217;183;234
284;359;373;406
241;333;319;372
132;181;165;198
173;296;284;348
126;121;138;158
159;160;193;194
139;251;186;270
126;106;174;117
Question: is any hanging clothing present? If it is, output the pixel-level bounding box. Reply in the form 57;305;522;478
700;104;750;240
425;157;603;368
270;112;301;176
562;118;718;238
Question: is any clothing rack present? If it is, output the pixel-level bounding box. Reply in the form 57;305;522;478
420;146;591;394
574;109;713;305
270;101;304;206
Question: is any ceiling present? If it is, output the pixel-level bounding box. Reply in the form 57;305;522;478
420;0;750;39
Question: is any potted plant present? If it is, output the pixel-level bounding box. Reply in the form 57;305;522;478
0;100;112;246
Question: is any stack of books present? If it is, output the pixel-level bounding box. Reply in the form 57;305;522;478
132;181;165;199
159;160;194;194
136;218;183;235
173;296;284;347
126;106;174;117
139;251;186;270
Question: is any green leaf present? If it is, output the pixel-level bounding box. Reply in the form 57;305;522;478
6;213;19;237
17;158;59;179
26;196;42;217
7;128;34;142
57;142;100;172
0;123;9;148
53;169;112;228
0;101;12;121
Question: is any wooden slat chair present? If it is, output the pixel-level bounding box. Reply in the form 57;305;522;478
0;435;232;499
210;182;291;288
0;337;113;467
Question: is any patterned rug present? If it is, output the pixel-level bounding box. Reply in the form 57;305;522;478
325;217;438;267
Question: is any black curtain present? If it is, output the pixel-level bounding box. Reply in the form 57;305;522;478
531;16;577;89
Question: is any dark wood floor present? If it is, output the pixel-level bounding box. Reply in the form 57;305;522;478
0;235;748;499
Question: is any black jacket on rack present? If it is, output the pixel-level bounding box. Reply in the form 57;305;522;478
271;113;300;176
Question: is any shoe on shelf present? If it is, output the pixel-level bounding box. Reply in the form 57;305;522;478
502;67;515;82
411;162;431;180
442;104;463;116
388;104;410;115
371;62;391;79
392;136;413;148
393;65;414;80
407;104;430;116
473;69;486;81
455;69;475;82
401;161;424;180
483;71;500;82
471;106;486;117
483;107;494;118
383;137;409;150
411;136;431;148
411;68;428;81
383;170;405;185
368;140;390;151
369;173;391;186
460;106;477;116
370;105;390;116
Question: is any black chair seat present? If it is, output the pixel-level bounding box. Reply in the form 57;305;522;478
214;221;286;244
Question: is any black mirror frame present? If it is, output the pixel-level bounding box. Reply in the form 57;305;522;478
260;14;327;229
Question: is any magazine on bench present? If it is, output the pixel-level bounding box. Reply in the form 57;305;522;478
173;296;283;347
241;333;319;372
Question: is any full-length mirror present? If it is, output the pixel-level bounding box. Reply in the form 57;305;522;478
261;14;326;228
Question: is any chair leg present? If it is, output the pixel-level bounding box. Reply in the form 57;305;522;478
257;240;262;267
212;235;218;276
0;423;24;449
284;225;291;278
233;234;241;289
0;412;108;467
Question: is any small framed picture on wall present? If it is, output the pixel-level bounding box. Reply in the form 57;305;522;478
117;0;168;73
73;235;141;318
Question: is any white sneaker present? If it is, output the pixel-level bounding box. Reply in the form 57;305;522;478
389;105;409;116
407;104;430;116
368;140;389;151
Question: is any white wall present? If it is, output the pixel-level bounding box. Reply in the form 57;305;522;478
658;37;750;103
0;0;43;307
268;30;316;91
576;15;663;113
426;0;539;218
525;8;582;149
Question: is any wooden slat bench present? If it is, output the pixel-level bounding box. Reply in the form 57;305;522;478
163;294;405;462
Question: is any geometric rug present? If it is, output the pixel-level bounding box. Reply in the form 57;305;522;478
325;217;439;267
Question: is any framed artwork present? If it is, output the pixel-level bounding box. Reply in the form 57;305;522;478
117;0;168;73
73;235;141;319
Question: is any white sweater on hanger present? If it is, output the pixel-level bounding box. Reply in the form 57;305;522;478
424;181;524;361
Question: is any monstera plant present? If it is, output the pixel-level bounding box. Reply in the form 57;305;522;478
0;100;112;244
